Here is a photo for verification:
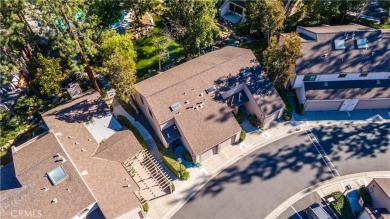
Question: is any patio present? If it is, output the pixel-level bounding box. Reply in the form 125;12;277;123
221;12;242;24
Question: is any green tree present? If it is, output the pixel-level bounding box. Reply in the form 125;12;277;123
34;54;63;97
262;32;302;86
247;0;285;41
152;33;172;71
100;31;137;99
168;0;217;56
123;0;154;26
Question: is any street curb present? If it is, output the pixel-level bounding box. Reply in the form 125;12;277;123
266;171;390;219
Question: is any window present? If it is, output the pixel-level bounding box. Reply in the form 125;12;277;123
303;76;316;81
149;109;153;118
338;74;347;78
359;73;369;77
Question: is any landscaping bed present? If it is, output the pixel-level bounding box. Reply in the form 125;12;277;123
160;148;190;180
329;191;355;219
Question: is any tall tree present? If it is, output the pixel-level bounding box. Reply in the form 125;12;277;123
123;0;154;26
34;54;63;97
152;33;172;71
168;0;217;56
100;31;137;99
262;32;302;86
247;0;285;41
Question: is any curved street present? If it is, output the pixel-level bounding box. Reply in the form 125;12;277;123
173;122;390;219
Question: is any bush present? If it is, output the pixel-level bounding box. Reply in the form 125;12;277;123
142;202;149;213
181;171;190;181
182;150;192;162
236;23;250;35
283;112;292;121
116;115;147;149
358;186;372;206
170;183;175;193
160;148;186;178
240;130;246;142
234;111;244;124
330;191;355;219
248;114;262;128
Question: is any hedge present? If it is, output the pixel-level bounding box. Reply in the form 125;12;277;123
240;130;246;142
116;115;147;149
330;191;355;219
160;148;186;178
358;186;372;206
181;171;190;181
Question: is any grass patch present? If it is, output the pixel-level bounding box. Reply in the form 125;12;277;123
116;115;147;149
134;14;183;77
330;191;355;219
160;148;188;179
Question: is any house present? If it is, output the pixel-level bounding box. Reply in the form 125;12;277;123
291;24;390;111
134;46;284;163
358;178;390;219
219;0;247;24
0;91;146;219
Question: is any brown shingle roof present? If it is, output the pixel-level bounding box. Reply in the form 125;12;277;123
42;91;141;219
93;129;143;163
373;178;390;198
296;25;390;74
135;47;283;155
0;133;95;219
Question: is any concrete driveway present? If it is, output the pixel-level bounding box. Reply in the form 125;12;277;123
173;122;390;219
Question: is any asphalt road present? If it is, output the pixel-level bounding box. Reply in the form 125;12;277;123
173;122;390;219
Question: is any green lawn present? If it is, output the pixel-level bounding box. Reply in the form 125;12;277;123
134;14;183;77
330;191;355;219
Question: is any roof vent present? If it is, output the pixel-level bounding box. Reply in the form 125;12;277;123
81;148;86;152
125;184;131;188
200;93;204;97
66;189;71;192
324;82;329;86
51;198;58;204
334;40;346;50
185;100;189;104
42;187;49;192
169;102;182;111
81;170;88;176
68;136;74;139
357;38;369;49
53;153;60;158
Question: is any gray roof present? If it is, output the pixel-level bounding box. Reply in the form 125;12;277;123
135;47;284;155
296;25;390;74
42;91;141;219
0;133;95;219
305;79;390;100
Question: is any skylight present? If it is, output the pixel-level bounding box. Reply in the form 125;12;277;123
334;40;346;50
47;166;67;185
356;38;368;49
205;85;217;94
170;102;181;111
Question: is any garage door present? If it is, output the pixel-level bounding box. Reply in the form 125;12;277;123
354;99;390;110
305;100;343;111
200;146;218;162
219;136;234;151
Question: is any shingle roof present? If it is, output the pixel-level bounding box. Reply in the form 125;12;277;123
305;80;390;100
93;129;143;163
0;133;95;219
296;25;390;74
373;178;390;198
135;47;284;155
42;91;141;219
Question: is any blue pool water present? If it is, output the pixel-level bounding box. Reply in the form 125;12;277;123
173;145;194;168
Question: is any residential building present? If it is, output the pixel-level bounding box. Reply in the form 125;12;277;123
134;46;284;163
359;178;390;219
219;0;246;24
0;91;145;219
291;24;390;111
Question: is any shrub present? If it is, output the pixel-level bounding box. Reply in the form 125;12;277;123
160;148;186;178
283;112;292;121
182;150;192;162
116;115;147;149
248;114;262;128
181;171;190;181
142;202;149;213
170;183;175;193
330;191;355;219
358;186;372;206
234;111;244;124
240;130;246;142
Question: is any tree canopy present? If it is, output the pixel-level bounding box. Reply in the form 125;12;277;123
34;54;63;97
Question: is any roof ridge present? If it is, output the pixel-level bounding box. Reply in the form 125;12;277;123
144;48;252;98
15;149;63;177
92;131;127;157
